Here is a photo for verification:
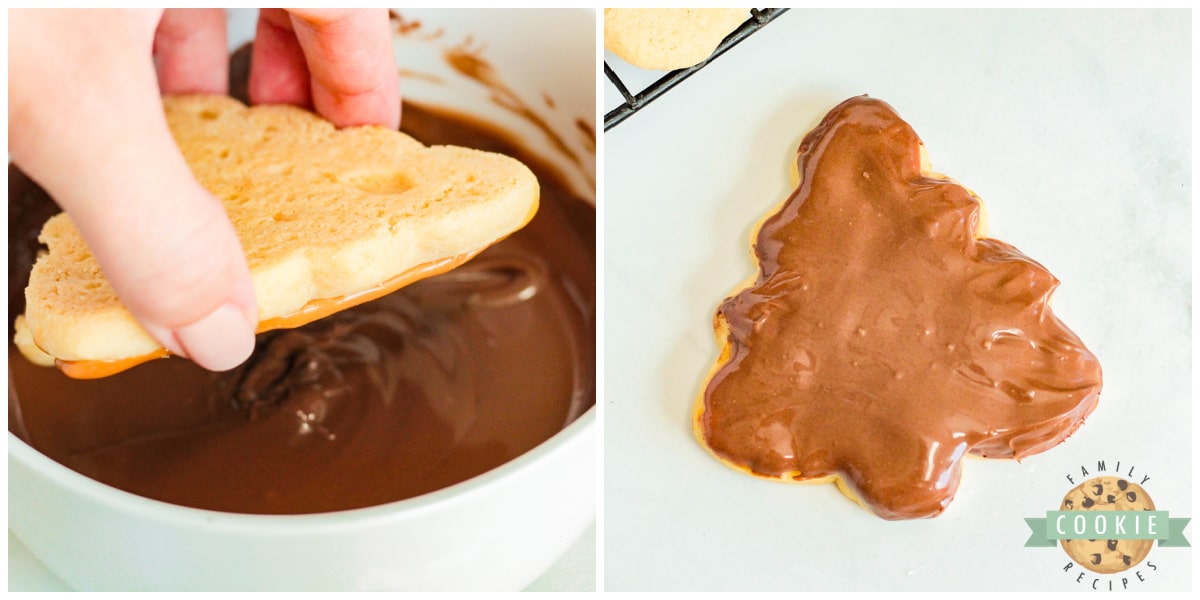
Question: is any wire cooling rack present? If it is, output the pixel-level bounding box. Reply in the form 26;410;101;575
604;8;789;131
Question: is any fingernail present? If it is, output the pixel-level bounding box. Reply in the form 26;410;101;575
171;302;256;371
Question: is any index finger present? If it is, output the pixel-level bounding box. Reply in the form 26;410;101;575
286;8;400;130
154;8;229;95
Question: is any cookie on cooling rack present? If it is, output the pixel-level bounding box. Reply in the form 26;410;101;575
604;8;748;70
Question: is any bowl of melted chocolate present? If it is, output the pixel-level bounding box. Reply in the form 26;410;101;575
9;9;595;591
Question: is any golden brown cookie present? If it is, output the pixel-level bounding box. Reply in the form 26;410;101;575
604;8;748;70
1060;477;1155;573
16;95;539;378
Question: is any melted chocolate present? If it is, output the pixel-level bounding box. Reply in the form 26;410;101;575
699;96;1101;520
9;65;594;514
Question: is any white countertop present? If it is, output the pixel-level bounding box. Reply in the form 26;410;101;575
9;523;595;591
604;8;1191;591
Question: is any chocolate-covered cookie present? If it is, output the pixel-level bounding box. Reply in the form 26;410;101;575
696;96;1102;520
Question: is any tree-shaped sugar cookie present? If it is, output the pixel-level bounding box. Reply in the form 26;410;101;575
17;95;539;378
696;96;1102;520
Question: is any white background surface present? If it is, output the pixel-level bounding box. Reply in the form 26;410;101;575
604;9;1190;591
8;523;596;592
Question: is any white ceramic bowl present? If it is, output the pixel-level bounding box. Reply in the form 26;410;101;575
8;8;596;591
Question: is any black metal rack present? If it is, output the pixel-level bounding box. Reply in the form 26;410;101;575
604;8;790;131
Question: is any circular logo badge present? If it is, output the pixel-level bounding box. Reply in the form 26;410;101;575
1059;476;1155;574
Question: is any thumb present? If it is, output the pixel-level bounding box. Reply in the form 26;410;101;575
9;10;257;371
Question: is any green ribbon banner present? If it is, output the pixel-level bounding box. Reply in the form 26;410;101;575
1025;512;1190;547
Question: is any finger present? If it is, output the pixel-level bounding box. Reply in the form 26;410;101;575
248;8;311;108
286;8;401;129
9;9;257;371
153;8;229;95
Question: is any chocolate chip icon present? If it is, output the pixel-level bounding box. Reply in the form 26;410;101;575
1060;476;1156;574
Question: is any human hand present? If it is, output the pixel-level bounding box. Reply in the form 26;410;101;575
8;8;400;371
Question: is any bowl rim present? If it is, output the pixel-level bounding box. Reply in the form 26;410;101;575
8;405;595;532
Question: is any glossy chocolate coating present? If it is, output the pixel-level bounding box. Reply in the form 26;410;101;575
8;57;595;514
700;96;1101;520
